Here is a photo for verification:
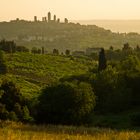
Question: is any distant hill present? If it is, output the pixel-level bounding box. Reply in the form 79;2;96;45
71;20;140;33
0;20;140;52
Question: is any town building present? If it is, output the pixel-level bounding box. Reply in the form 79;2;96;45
72;51;85;56
86;47;101;55
48;12;51;22
34;16;37;22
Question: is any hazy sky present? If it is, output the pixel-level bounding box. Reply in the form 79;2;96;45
0;0;140;21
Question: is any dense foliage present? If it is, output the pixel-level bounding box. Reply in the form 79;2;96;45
36;81;96;125
98;48;107;71
0;80;33;122
0;51;7;74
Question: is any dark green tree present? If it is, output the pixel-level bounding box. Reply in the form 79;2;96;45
37;49;41;54
36;81;96;125
53;49;59;55
31;47;38;54
109;46;114;51
0;80;24;111
92;66;132;113
0;80;33;122
42;47;45;54
65;49;70;56
122;43;132;51
98;48;107;71
0;50;8;74
0;40;16;53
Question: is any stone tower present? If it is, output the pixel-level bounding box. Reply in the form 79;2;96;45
48;12;51;22
54;15;56;22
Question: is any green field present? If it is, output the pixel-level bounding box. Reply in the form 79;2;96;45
1;53;95;98
7;53;94;79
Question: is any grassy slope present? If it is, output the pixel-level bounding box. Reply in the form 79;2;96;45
2;53;95;98
0;121;140;140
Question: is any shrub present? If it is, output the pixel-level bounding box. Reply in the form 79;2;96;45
0;103;9;120
8;111;18;121
130;112;140;127
22;106;34;122
92;66;132;113
0;80;33;122
0;50;7;74
36;81;96;125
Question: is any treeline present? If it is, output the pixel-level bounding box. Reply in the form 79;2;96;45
0;40;72;56
0;40;29;53
90;43;140;61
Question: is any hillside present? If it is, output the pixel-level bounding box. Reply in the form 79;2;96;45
0;20;140;51
1;53;95;98
1;49;140;129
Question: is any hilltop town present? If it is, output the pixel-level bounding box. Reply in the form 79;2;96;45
11;12;69;24
0;12;140;54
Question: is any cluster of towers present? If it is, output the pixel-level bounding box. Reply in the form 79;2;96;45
34;12;68;24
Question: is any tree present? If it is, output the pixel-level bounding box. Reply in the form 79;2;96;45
0;80;33;122
120;55;140;73
0;50;7;74
22;106;33;122
53;49;59;55
31;47;38;54
64;18;68;24
42;47;45;54
65;49;70;56
0;40;16;53
109;46;114;51
37;49;41;54
0;80;24;111
136;45;140;51
122;43;132;51
98;48;107;72
16;46;29;52
92;66;132;113
36;81;96;125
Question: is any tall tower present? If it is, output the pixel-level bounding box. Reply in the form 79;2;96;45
57;18;60;23
54;15;56;22
48;12;51;22
44;17;47;21
42;17;44;21
34;16;37;22
64;18;68;24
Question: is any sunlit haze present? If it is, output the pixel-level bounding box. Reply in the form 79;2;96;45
0;0;140;21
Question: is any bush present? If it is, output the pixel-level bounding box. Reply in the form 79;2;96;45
36;81;96;125
0;80;24;111
0;50;7;74
130;112;140;127
22;106;34;123
8;111;18;121
0;103;9;120
92;66;132;113
0;80;33;122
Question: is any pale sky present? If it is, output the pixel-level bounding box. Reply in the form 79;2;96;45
0;0;140;21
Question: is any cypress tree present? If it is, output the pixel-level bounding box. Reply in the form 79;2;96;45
0;50;7;74
98;48;107;72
